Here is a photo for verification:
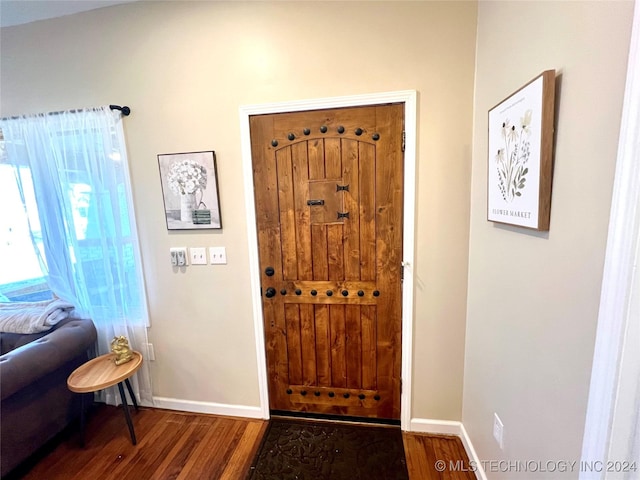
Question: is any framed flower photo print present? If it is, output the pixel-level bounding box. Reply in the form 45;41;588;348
158;151;222;230
488;70;556;230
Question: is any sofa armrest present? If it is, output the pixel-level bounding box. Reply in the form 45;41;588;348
0;318;97;400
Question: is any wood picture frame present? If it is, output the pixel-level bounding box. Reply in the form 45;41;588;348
157;150;222;230
487;70;556;230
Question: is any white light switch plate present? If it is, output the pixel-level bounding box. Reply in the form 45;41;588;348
190;247;207;265
209;247;227;264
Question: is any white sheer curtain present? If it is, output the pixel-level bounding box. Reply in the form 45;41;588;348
1;106;153;406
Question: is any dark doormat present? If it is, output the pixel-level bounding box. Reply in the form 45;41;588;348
247;417;409;480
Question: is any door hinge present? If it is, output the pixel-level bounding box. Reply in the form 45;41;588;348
400;261;410;283
401;130;406;152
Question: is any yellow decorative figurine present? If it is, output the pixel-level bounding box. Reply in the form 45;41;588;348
111;336;134;365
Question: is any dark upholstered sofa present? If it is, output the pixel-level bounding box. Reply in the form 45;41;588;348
0;316;97;477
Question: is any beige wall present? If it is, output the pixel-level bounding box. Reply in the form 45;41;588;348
0;1;477;419
464;1;633;477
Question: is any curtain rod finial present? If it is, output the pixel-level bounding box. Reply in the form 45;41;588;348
109;105;131;116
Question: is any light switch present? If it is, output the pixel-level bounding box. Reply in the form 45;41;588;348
190;247;207;265
170;247;188;266
209;247;227;265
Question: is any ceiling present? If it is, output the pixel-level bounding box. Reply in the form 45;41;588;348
0;0;137;28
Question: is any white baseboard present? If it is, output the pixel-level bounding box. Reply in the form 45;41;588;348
153;396;266;419
460;423;488;480
410;418;487;480
410;417;464;436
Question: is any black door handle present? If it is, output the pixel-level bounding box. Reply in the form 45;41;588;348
265;287;276;298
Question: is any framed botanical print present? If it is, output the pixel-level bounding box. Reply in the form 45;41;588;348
488;70;556;230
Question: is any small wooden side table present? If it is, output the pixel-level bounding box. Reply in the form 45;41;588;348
67;351;143;445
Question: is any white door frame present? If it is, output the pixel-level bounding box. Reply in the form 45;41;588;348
239;90;417;430
579;2;640;476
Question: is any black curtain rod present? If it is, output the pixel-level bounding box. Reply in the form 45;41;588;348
109;105;131;116
1;105;131;121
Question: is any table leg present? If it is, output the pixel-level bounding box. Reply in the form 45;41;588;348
117;382;137;445
79;393;86;447
124;378;139;411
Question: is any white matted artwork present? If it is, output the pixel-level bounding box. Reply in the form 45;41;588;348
488;70;556;230
158;151;222;230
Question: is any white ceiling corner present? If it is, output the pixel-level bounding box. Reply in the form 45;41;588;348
0;0;138;28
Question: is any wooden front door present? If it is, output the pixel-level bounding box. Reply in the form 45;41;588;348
250;104;404;420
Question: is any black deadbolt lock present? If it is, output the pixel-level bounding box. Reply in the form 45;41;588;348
265;266;275;277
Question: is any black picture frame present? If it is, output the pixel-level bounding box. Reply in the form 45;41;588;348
157;151;222;230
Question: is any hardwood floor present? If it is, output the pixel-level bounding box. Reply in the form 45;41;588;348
404;432;477;480
13;405;476;480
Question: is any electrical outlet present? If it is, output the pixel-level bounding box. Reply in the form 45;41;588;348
170;247;188;266
190;247;207;265
146;343;155;361
209;246;227;265
493;413;504;449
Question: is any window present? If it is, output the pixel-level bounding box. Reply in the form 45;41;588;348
0;123;141;311
0;163;52;302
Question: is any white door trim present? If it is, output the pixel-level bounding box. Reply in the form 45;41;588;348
580;3;640;476
239;90;417;429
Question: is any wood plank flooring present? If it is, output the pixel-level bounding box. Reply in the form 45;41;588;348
404;432;477;480
12;405;476;480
